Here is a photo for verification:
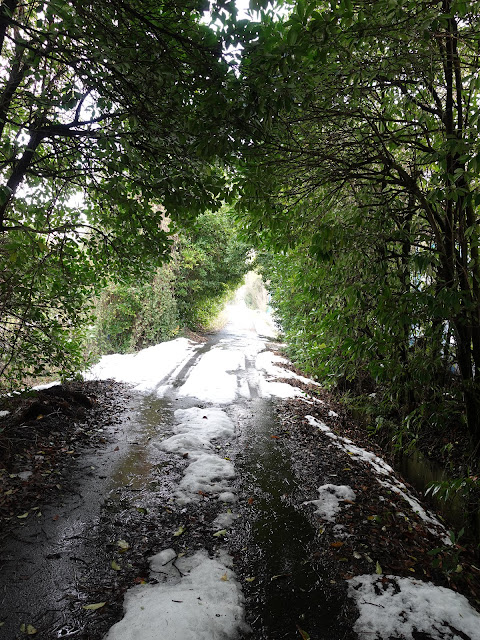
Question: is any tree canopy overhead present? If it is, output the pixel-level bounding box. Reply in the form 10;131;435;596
0;0;238;386
236;0;480;444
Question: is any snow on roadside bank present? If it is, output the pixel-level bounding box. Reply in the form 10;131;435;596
85;338;199;395
304;484;356;522
103;549;248;640
305;415;449;542
349;574;480;640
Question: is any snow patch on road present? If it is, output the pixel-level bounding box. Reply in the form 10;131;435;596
156;407;237;505
304;484;356;521
103;549;248;640
349;574;480;640
177;347;245;404
178;454;235;502
85;338;198;395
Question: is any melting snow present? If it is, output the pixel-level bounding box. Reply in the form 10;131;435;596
349;574;480;640
103;549;248;640
255;350;319;387
305;415;449;542
85;338;198;395
156;407;237;505
304;484;356;521
177;347;245;404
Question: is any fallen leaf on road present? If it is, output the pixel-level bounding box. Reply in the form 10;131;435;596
117;540;130;551
296;625;310;639
17;512;28;519
83;602;106;611
220;573;228;581
245;577;256;582
111;560;121;571
20;623;37;635
375;561;382;574
173;526;185;537
213;529;227;537
330;541;344;548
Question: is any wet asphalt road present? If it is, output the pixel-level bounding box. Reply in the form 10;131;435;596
0;314;355;640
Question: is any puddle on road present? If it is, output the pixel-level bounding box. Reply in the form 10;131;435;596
105;395;174;495
232;398;355;640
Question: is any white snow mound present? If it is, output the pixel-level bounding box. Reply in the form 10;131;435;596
304;484;356;521
85;338;197;395
103;549;248;640
349;574;480;639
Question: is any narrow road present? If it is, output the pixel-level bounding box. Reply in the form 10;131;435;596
1;295;479;639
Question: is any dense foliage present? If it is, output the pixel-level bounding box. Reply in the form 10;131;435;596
236;0;480;449
93;209;249;354
0;0;236;389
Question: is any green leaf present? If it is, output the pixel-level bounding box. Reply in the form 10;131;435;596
296;626;310;640
82;602;106;611
173;526;185;537
375;561;382;575
117;540;130;551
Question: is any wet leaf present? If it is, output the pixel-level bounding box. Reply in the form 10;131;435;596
117;539;130;551
83;602;106;611
330;541;344;548
375;561;382;575
111;560;121;571
245;577;256;582
17;512;29;519
173;526;185;537
220;573;228;581
296;625;310;639
213;529;227;537
20;624;37;635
